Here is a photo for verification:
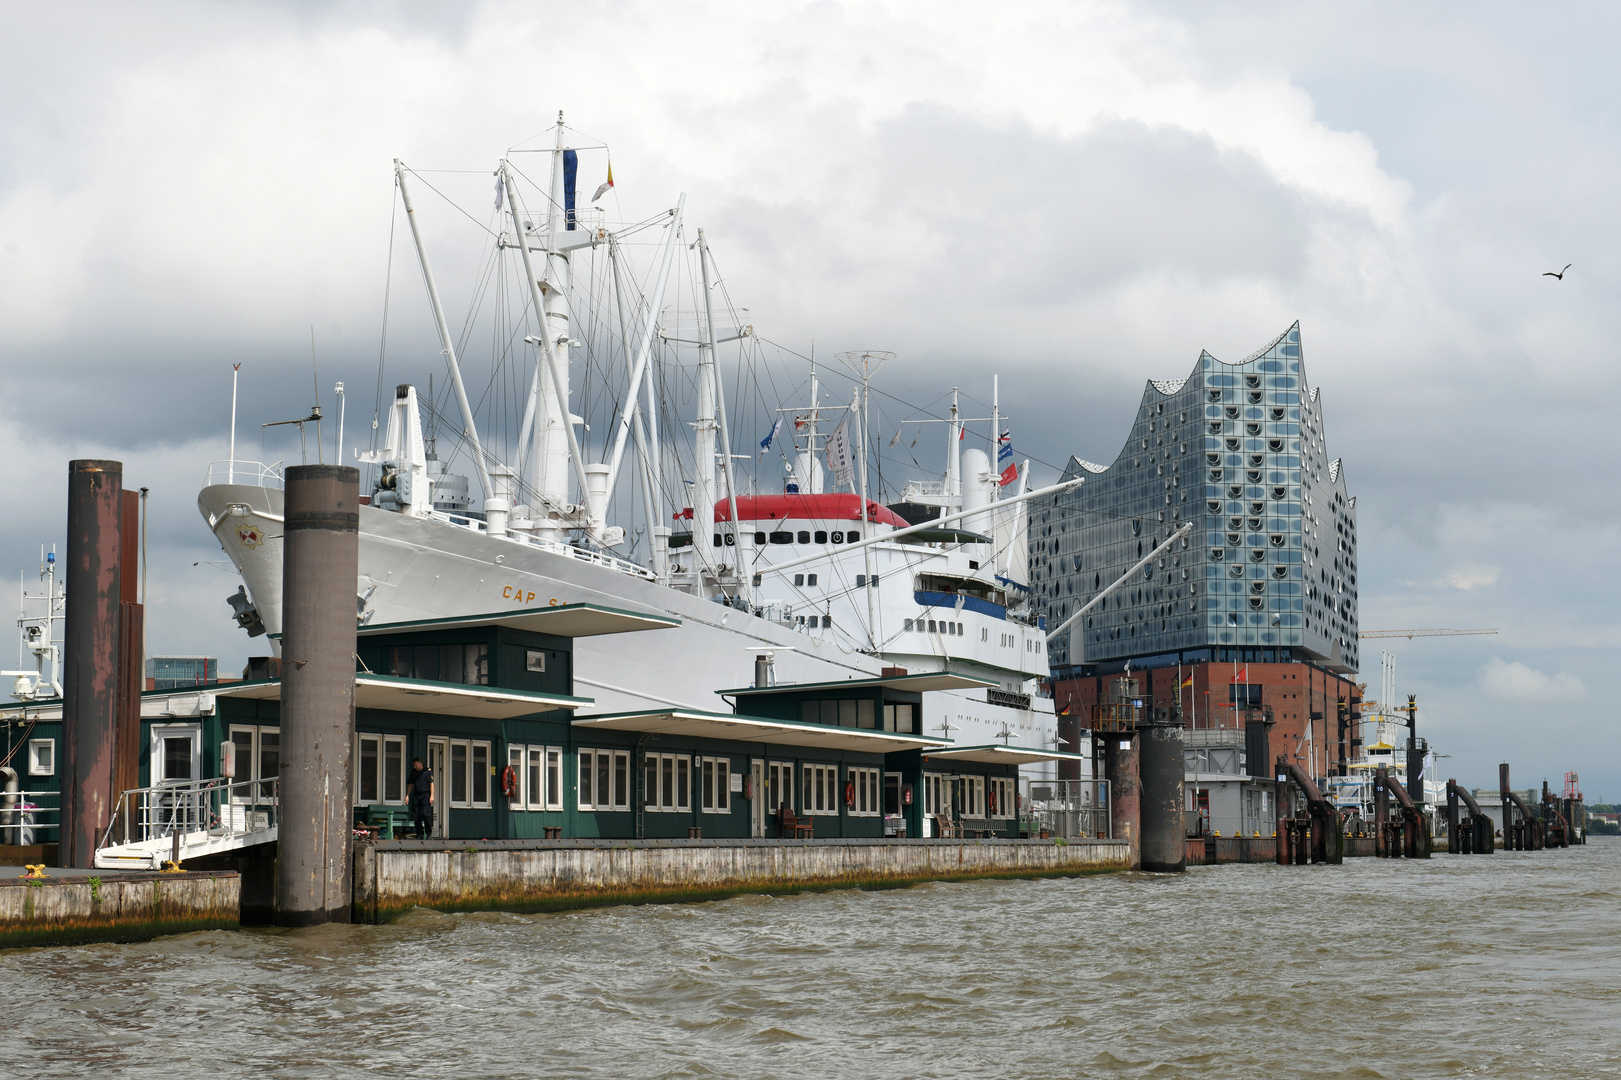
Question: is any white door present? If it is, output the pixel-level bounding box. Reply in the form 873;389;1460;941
149;724;201;835
428;738;449;839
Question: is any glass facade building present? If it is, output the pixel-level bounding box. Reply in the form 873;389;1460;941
1032;322;1359;677
146;655;218;690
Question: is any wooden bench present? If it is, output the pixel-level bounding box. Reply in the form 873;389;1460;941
933;814;961;839
779;807;815;838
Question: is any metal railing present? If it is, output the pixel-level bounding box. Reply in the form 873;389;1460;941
99;777;279;852
423;509;657;581
0;790;59;846
1027;779;1111;839
204;459;286;489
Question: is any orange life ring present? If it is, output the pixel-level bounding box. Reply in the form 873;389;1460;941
844;780;856;807
500;765;519;799
987;789;997;815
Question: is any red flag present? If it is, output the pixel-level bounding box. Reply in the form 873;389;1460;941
1230;665;1248;683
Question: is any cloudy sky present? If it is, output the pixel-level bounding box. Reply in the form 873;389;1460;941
3;1;1616;796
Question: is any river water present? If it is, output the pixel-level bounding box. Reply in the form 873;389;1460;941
4;841;1618;1078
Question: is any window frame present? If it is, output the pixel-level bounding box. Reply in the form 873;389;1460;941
578;748;632;812
641;752;691;812
27;738;54;777
700;756;732;814
848;766;881;817
989;777;1016;820
446;739;490;808
802;763;840;816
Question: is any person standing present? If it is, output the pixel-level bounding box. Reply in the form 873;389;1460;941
407;755;435;840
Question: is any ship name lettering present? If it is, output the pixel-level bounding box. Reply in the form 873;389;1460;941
502;585;537;605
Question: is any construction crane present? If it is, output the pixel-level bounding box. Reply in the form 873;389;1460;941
1357;628;1498;640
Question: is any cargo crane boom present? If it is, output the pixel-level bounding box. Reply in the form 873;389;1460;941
1357;628;1498;640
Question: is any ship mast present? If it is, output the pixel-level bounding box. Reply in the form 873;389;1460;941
697;229;746;603
393;160;496;519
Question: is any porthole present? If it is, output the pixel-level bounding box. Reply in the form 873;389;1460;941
1225;406;1240;419
830;531;844;544
1270;534;1285;548
1225;438;1240;451
814;530;827;543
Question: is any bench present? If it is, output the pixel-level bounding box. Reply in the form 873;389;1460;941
779;807;815;838
364;805;404;840
932;814;961;839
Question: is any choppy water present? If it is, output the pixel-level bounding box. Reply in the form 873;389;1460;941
4;841;1619;1079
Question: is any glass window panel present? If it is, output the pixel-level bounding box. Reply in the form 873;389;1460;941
596;753;610;810
389;647;413;678
451;743;468;804
164;736;193;781
661;757;674;809
716;760;729;811
472;744;489;805
579;751;594;807
547;749;562;809
258;730;279;802
414;645;439;682
385;739;404;802
359;736;380;803
614;753;629;809
838;700;857;727
439;645;463;685
676;758;689;810
857;700;875;728
701;759;714;810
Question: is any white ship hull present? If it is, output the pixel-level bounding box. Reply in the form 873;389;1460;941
201;483;1062;775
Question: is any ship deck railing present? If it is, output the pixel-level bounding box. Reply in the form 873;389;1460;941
204;459;285;490
424;510;657;581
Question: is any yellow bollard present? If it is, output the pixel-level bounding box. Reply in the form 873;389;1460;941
21;864;46;879
161;860;187;874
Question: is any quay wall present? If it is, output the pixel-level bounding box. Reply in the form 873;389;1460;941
0;871;239;949
353;837;1130;922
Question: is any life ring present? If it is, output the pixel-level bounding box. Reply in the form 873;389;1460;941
500;765;519;799
844;780;856;807
987;789;997;815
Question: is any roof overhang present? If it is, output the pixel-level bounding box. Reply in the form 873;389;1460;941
921;744;1089;766
721;671;997;698
572;708;949;753
214;675;590;718
353;603;680;639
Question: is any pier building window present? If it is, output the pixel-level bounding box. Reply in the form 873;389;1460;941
227;724;280;804
848;767;880;816
27;738;54;777
962;777;986;818
700;757;732;813
644;752;691;812
765;761;794;813
923;773;947;819
448;739;492;808
882;703;915;733
989;778;1015;820
803;763;840;815
355;733;407;805
508;744;563;811
579;749;631;811
387;643;488;686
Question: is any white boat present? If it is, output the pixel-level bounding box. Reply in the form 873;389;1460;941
198;118;1079;780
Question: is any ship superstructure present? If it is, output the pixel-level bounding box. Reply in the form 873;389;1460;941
198;117;1079;778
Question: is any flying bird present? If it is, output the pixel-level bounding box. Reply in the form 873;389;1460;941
1543;263;1572;280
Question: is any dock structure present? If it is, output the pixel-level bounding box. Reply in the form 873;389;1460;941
1500;764;1545;850
0;868;239;949
1446;779;1494;855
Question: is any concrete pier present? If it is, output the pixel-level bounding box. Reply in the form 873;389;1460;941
62;459;123;868
1138;710;1186;873
275;465;360;926
352;837;1131;922
0;869;239;948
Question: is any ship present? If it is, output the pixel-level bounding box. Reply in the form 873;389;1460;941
198;117;1079;779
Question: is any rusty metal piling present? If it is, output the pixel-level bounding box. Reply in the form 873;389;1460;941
1137;707;1185;873
62;460;123;868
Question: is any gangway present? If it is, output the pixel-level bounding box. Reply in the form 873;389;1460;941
1445;779;1493;854
1374;765;1430;858
94;777;278;870
1275;757;1344;865
1498;764;1544;851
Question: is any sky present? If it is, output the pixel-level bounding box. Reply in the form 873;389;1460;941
1;1;1616;797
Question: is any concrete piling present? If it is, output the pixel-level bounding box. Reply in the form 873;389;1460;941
62;460;123;868
274;465;360;926
1137;708;1185;873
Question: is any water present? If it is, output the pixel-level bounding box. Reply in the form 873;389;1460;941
5;841;1619;1078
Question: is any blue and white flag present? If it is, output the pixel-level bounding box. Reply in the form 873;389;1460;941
759;417;782;456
